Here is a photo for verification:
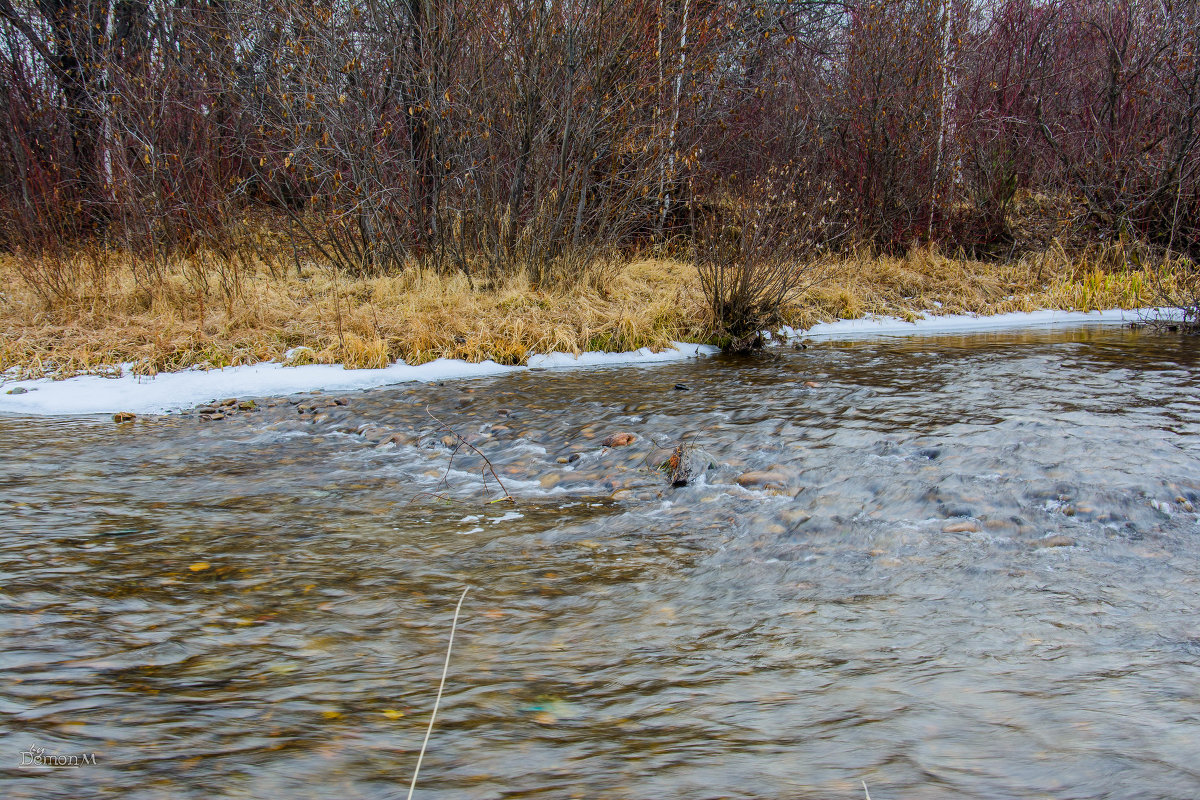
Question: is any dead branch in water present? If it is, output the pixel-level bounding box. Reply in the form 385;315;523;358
412;408;515;505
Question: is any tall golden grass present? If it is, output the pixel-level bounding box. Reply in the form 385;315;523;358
0;235;1193;380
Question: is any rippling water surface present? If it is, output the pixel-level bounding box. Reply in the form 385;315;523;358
3;326;1200;799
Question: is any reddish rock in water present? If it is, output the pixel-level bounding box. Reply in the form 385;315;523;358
600;432;636;448
112;411;136;423
736;470;789;489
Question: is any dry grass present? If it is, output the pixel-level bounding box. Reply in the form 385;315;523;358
783;243;1193;330
0;246;708;379
0;235;1194;380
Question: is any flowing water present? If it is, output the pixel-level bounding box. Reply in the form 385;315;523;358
2;325;1199;799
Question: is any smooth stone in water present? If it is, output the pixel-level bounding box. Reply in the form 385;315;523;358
600;432;636;448
781;507;812;525
942;521;979;533
6;386;28;394
736;470;788;489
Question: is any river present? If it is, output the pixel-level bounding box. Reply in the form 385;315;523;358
2;325;1199;799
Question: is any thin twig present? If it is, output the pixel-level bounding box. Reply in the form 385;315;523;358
425;408;515;504
862;780;873;800
406;586;470;800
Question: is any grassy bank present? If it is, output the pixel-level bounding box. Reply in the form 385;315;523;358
0;241;1191;381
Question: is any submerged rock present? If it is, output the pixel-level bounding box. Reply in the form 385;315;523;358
113;411;136;423
600;432;636;448
736;470;789;489
6;387;28;395
942;521;979;533
376;432;415;448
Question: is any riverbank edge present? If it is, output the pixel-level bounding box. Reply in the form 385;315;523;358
0;308;1178;417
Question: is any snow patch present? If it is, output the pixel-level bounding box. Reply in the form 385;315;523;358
0;341;718;417
792;307;1179;340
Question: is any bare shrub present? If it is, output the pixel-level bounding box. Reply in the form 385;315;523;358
695;177;824;350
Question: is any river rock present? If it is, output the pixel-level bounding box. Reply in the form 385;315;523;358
601;432;636;448
1037;535;1076;548
942;521;979;533
540;473;562;489
736;470;788;489
781;507;812;525
6;387;28;394
376;432;415;448
113;411;136;422
666;445;717;487
238;400;256;411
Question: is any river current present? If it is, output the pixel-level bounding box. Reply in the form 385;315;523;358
2;325;1199;799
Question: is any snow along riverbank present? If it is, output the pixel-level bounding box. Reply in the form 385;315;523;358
785;306;1174;339
0;307;1177;416
0;343;719;416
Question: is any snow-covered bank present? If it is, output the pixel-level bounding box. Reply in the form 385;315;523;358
0;342;718;416
786;307;1178;340
0;307;1180;416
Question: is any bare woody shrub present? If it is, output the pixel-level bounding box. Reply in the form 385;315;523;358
695;176;825;350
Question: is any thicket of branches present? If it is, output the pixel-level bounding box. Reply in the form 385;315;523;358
2;0;1198;298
